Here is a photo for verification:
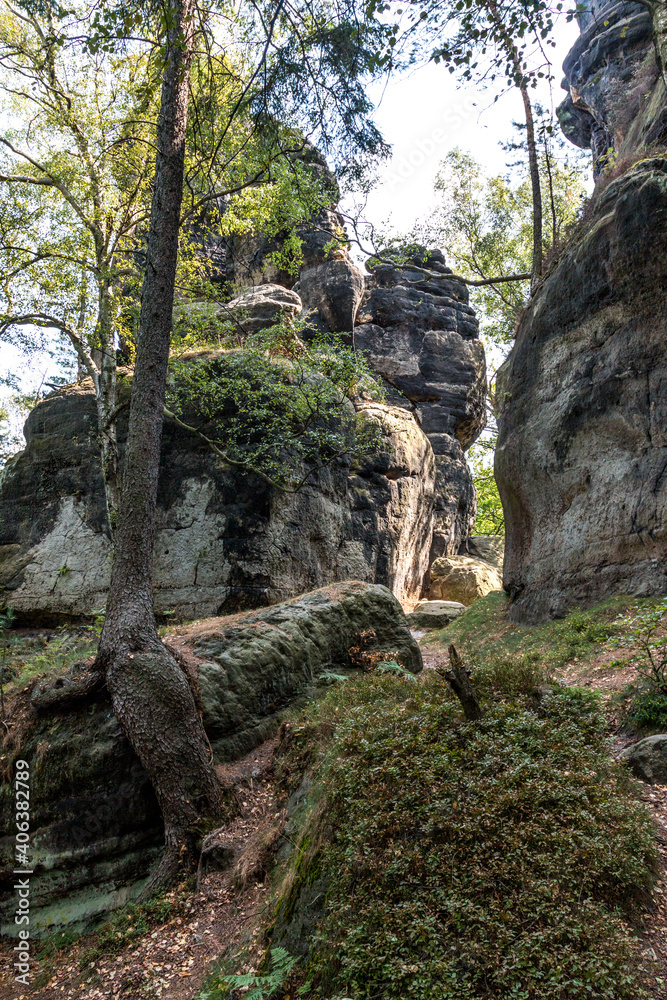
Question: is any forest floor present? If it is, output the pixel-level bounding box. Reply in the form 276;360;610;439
2;593;667;998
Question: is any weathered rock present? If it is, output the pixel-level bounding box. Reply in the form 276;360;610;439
428;554;503;606
620;735;667;784
220;283;302;333
0;384;435;619
355;248;486;558
464;534;505;571
496;159;667;621
0;582;418;935
296;258;366;334
407;599;466;629
557;0;664;176
171;581;422;758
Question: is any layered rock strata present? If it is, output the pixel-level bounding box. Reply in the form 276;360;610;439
0;240;485;617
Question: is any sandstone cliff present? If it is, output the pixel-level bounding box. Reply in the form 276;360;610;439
0;221;485;619
497;0;667;621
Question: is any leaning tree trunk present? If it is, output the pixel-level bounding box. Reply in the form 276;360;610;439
487;0;543;289
519;83;543;289
96;0;226;896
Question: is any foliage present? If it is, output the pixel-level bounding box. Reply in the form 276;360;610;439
417;146;587;349
202;947;301;1000
609;599;667;727
166;322;384;491
467;433;503;534
273;670;655;1000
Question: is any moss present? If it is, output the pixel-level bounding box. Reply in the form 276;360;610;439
256;668;656;1000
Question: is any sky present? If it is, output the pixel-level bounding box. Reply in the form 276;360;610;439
0;16;585;398
343;15;584;237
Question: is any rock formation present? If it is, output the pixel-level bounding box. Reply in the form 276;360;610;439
497;0;667;621
0;211;486;619
0;583;420;936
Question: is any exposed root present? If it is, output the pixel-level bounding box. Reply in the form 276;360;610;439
30;662;105;712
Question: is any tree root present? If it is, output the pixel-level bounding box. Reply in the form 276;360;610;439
30;663;106;712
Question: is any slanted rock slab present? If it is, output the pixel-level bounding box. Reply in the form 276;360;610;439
428;554;503;606
169;581;422;759
407;600;466;629
620;735;667;785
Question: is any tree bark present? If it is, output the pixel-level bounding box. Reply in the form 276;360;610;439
96;0;227;896
520;83;543;288
486;0;543;289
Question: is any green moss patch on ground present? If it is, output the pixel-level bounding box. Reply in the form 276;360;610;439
424;591;654;674
205;665;658;1000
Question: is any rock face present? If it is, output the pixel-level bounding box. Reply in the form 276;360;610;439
0;583;419;936
557;0;665;176
355;249;486;558
496;0;667;622
0;229;485;619
620;735;667;784
427;554;503;606
0;389;435;619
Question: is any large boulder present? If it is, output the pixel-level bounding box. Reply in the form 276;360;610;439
0;383;435;619
170;581;422;758
221;283;302;333
496;159;667;621
620;735;667;784
406;599;466;629
0;582;419;936
427;554;503;606
465;534;505;571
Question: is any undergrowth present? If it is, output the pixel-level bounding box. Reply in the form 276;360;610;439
261;666;656;1000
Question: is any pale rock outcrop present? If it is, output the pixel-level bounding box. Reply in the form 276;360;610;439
407;599;466;628
428;554;503;606
0;388;435;618
221;283;302;333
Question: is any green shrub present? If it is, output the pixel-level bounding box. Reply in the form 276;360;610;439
629;691;667;730
275;673;655;1000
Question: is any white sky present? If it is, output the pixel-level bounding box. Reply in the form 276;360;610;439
0;16;584;396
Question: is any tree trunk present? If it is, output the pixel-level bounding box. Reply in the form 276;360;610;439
486;0;543;289
520;84;543;288
96;0;227;896
95;287;122;530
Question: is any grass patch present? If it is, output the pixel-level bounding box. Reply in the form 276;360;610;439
262;668;656;1000
426;592;650;672
1;628;98;696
